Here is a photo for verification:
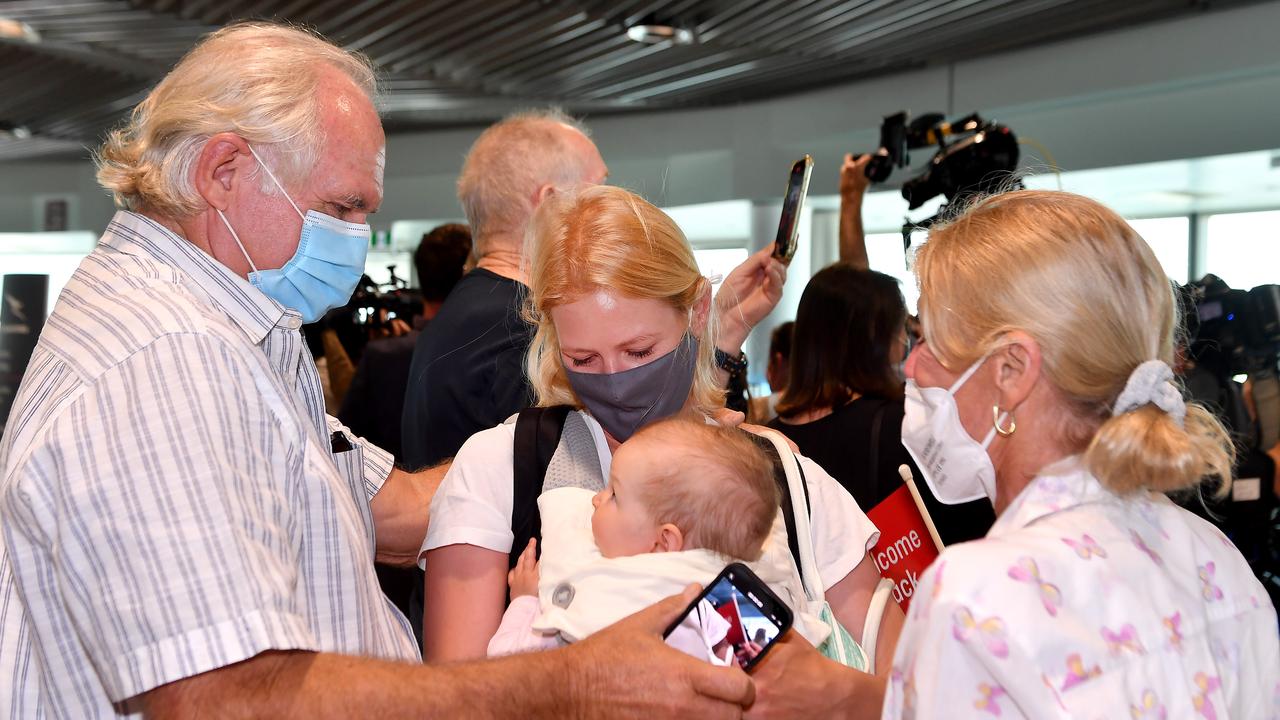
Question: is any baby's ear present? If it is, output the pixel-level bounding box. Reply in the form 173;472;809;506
654;523;684;553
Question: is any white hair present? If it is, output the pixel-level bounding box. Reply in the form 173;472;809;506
96;22;378;217
456;108;595;252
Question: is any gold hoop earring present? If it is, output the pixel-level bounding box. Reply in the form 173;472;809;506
993;405;1017;437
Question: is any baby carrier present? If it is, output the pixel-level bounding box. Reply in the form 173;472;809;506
508;406;893;671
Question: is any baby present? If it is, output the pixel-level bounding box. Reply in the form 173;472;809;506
489;417;781;663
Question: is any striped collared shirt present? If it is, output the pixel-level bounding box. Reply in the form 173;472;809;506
0;211;418;719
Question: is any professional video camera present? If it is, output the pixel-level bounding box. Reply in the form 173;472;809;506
321;267;425;363
1180;275;1280;606
860;111;1021;238
1184;275;1280;378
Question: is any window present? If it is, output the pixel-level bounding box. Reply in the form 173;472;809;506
865;232;920;315
1203;210;1280;291
693;248;749;289
1127;217;1190;284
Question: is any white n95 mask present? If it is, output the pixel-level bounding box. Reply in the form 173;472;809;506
901;354;1005;505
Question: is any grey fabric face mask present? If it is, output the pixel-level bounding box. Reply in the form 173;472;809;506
564;334;698;442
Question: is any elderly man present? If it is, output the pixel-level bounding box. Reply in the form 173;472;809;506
399;109;606;470
0;23;751;719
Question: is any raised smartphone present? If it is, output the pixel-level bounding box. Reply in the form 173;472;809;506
662;563;793;671
773;155;813;263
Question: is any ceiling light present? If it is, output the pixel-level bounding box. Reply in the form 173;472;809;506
0;18;39;43
626;24;694;45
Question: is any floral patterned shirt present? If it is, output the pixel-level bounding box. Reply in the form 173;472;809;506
884;457;1279;719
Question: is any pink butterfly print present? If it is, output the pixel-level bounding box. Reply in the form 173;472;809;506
1198;562;1224;602
1101;624;1145;656
1163;612;1184;652
1130;530;1164;566
1060;653;1102;691
1193;672;1221;720
1062;534;1107;560
1041;673;1068;711
952;607;1010;659
1007;557;1063;616
1130;689;1167;719
974;683;1006;716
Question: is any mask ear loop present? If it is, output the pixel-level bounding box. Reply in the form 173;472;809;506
246;144;305;221
217;209;260;275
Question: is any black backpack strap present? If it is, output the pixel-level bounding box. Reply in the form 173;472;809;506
510;405;573;571
744;431;811;580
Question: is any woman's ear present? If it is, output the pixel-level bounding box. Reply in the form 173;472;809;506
194;133;252;211
654;523;685;553
991;330;1042;412
691;278;713;335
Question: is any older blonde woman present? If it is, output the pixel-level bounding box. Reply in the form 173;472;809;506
748;190;1279;719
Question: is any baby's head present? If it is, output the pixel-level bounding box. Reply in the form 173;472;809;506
591;418;780;560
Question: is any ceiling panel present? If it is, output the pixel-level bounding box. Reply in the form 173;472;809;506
0;0;1264;159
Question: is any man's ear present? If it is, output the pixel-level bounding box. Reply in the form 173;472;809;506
194;133;252;211
531;183;556;210
991;330;1042;413
654;523;685;553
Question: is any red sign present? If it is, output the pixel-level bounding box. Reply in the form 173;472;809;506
866;484;941;611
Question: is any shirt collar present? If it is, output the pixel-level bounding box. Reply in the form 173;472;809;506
987;455;1117;537
100;211;294;343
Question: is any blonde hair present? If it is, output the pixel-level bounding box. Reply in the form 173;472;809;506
95;22;377;217
524;184;723;416
457;108;594;253
629;419;779;560
916;189;1233;496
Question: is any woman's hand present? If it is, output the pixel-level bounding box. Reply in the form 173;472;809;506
746;631;881;719
715;244;787;352
508;538;540;599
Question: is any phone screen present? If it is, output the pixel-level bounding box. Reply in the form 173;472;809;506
773;156;812;263
662;563;792;671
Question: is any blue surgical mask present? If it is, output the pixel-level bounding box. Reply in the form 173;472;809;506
217;145;370;324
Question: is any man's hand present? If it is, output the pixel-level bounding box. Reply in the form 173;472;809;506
840;153;873;198
566;584;755;719
715;244;787;353
745;631;878;720
508;538;540;599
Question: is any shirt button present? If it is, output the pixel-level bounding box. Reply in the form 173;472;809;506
284;317;301;330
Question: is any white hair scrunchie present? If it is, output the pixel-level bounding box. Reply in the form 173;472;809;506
1111;359;1186;427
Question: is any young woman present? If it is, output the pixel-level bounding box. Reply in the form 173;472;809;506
419;185;902;670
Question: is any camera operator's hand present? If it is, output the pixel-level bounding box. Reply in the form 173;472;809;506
839;153;873;269
564;584;754;719
840;153;873;198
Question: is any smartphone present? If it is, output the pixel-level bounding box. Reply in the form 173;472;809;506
773;155;814;263
662;563;793;671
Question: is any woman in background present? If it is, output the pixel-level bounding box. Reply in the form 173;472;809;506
768;263;993;545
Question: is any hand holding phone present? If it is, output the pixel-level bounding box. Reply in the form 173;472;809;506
773;155;814;264
662;563;793;671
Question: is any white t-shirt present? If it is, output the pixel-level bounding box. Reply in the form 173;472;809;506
421;411;878;592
